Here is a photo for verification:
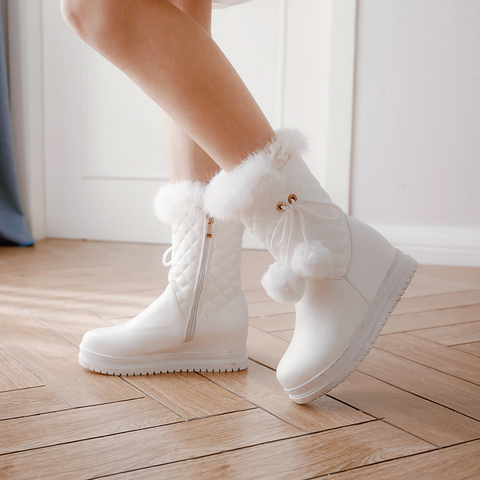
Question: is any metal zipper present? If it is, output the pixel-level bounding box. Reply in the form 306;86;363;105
184;215;214;342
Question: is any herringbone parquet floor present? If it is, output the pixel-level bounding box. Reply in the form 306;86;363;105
1;239;480;479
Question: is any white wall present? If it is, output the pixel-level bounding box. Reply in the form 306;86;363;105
351;0;480;265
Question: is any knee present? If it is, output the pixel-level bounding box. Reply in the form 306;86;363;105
60;0;127;49
61;0;94;40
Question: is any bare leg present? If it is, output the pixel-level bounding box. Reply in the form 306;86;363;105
61;0;275;172
162;0;219;183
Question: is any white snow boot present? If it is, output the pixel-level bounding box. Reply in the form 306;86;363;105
204;129;417;403
79;181;248;375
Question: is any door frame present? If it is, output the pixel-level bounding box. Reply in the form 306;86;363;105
8;0;357;240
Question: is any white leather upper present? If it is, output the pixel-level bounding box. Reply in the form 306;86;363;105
204;129;401;395
80;182;247;358
197;219;245;323
344;215;397;305
276;277;370;390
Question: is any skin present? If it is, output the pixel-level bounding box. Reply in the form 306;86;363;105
160;0;220;183
60;0;275;180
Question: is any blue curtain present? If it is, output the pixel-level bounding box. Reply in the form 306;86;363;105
0;6;33;246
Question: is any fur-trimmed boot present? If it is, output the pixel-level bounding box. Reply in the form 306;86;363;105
79;181;248;375
204;129;417;403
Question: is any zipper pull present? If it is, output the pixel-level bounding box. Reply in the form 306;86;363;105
206;215;214;238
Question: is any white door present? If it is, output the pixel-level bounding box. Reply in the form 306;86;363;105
13;0;356;245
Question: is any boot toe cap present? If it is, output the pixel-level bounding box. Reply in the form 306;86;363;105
80;326;121;357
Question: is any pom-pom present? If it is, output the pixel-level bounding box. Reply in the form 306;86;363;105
261;261;306;304
291;241;333;280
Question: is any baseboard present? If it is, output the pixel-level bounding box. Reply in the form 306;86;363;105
243;224;480;267
371;224;480;267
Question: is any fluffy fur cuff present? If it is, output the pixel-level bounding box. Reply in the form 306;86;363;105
261;261;306;304
204;128;309;222
154;181;205;225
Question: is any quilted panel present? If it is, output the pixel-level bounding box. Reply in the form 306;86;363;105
167;210;244;325
168;211;205;319
197;220;244;323
240;153;351;279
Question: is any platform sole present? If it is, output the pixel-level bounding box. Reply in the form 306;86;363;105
78;346;248;376
285;249;418;404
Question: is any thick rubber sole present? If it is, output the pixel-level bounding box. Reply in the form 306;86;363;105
285;249;418;404
78;346;248;376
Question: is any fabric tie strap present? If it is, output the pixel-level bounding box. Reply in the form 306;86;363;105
268;195;343;264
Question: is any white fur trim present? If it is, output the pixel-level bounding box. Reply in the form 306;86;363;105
261;261;306;304
291;241;333;280
204;128;309;221
154;181;205;225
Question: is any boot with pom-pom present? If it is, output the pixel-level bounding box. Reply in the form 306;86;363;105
79;181;248;375
205;128;417;403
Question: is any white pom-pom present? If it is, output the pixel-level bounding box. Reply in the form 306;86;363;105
261;261;306;304
291;241;333;280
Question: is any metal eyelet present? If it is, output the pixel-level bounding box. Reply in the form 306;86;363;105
288;194;297;204
276;201;287;212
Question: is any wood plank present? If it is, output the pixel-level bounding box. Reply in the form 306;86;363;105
240;249;273;291
0;265;161;291
0;304;144;407
107;316;134;326
3;242;480;480
114;288;159;303
31;308;110;347
0;347;43;392
0;397;180;455
249;312;295;332
203;360;372;433
6;281;161;316
243;288;271;303
271;330;294;342
381;303;480;335
374;333;480;385
401;272;477;298
331;371;480;447
125;372;254;420
418;264;480;290
393;289;480;315
323;439;480;480
0;409;301;480
0;386;71;421
453;341;480;357
248;300;295;318
101;421;433;480
247;326;289;369
358;348;480;420
86;301;152;321
411;320;480;346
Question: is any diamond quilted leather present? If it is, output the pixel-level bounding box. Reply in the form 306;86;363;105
168;211;205;319
167;208;244;325
198;220;244;322
240;152;351;279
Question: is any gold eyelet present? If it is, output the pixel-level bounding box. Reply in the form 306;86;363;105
288;193;297;204
276;201;287;212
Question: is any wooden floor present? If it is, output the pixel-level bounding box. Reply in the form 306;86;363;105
1;239;480;479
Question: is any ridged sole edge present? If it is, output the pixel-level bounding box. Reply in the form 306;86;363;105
287;249;418;404
78;347;248;376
